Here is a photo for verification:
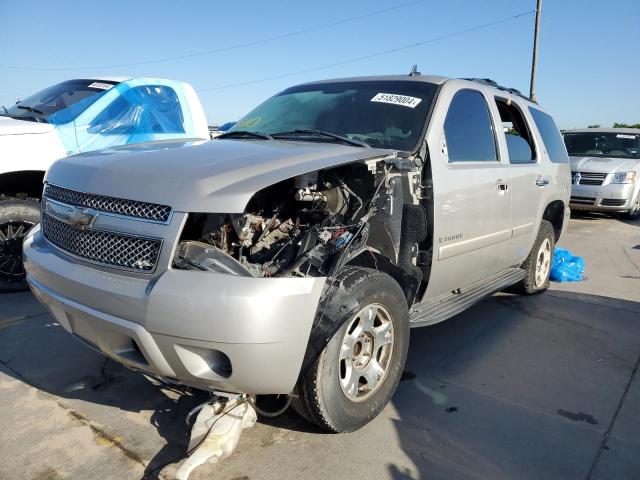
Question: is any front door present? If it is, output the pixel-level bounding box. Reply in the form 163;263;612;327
424;85;512;298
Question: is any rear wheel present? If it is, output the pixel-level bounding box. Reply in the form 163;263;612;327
294;267;409;432
0;198;40;293
511;219;555;295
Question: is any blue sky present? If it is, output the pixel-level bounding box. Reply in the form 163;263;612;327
1;0;638;129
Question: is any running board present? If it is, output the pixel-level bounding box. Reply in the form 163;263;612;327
409;268;525;327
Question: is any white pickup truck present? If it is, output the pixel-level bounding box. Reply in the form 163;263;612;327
0;77;209;291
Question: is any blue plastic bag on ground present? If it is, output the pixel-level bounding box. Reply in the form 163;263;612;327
550;248;585;282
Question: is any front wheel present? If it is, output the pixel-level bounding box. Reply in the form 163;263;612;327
0;197;41;293
294;267;409;433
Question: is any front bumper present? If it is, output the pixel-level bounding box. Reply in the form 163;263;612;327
570;182;638;212
23;225;326;394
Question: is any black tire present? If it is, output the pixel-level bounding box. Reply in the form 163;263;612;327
294;266;409;433
511;219;555;295
0;197;41;293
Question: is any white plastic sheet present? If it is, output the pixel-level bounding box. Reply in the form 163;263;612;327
175;397;257;480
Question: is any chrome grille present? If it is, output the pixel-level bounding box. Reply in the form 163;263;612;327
41;212;162;271
44;184;172;222
572;171;607;186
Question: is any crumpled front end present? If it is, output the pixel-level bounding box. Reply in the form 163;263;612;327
24;220;325;394
24;137;412;394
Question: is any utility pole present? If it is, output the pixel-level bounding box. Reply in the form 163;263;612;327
529;0;542;102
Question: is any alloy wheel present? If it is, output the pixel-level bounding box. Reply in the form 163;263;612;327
535;237;552;288
338;303;395;402
0;220;35;282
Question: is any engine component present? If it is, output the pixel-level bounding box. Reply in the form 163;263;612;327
251;218;295;255
294;189;327;203
238;214;266;248
294;171;318;190
175;163;382;278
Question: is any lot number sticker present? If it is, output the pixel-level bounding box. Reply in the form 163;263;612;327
371;92;422;108
616;134;636;139
88;82;114;90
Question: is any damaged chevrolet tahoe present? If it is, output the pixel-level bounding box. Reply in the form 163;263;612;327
23;75;571;432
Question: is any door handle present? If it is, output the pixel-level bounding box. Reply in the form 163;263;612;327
535;176;550;187
496;179;509;191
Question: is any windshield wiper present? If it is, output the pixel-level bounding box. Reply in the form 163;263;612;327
217;130;273;140
272;129;368;148
16;105;46;122
0;106;8;116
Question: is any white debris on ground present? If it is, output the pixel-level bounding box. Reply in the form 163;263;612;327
175;395;257;480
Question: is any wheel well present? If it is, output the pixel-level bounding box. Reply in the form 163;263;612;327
542;200;564;241
346;250;418;307
0;171;45;200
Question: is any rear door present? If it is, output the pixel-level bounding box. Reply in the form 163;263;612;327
424;83;512;298
527;107;572;230
492;96;544;263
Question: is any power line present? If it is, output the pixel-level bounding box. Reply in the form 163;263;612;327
196;9;535;93
0;0;426;71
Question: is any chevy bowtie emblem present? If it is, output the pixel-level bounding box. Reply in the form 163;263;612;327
45;200;98;229
66;207;98;228
572;172;582;185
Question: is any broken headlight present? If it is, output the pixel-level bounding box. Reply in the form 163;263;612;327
174;241;253;277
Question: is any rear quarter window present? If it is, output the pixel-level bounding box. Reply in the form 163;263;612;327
528;107;569;164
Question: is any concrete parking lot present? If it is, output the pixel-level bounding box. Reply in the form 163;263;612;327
1;214;638;480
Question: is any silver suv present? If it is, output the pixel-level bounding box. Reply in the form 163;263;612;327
565;128;640;219
24;74;571;432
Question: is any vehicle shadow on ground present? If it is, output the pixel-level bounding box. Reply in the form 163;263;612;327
571;210;639;227
385;290;640;480
0;294;326;479
0;305;210;479
2;289;639;480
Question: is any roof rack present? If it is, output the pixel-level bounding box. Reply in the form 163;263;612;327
462;78;537;104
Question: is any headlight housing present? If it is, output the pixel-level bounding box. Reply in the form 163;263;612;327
611;171;637;184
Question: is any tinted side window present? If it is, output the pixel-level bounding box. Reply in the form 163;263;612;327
444;89;497;162
528;108;569;163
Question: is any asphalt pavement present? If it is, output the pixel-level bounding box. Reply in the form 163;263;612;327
1;214;638;480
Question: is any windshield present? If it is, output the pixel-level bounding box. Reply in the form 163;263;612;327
228;80;438;151
2;79;119;123
564;132;640;159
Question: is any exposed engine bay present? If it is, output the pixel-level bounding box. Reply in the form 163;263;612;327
174;162;387;278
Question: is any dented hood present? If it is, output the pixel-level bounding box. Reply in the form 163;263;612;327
46;138;393;212
569;155;640;174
